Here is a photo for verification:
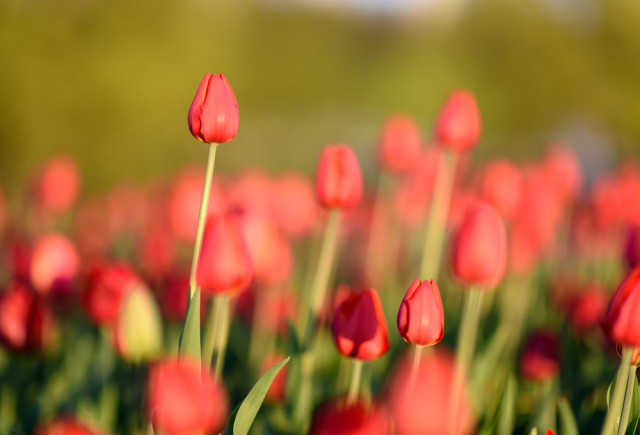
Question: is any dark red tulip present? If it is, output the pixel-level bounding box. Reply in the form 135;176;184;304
36;417;106;435
567;284;608;337
315;145;363;209
83;263;141;326
310;399;390;435
605;266;640;347
520;329;560;382
397;278;444;347
434;90;481;151
188;73;239;144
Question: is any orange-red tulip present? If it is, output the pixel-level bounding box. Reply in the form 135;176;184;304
397;278;444;347
316;145;363;209
377;114;423;174
31;155;81;214
188;73;239;144
434;90;481;152
605;266;640;347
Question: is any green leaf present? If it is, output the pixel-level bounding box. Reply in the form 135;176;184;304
233;356;290;435
178;289;201;360
558;397;578;435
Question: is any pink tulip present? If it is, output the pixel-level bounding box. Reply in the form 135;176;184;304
434;90;481;151
397;278;444;347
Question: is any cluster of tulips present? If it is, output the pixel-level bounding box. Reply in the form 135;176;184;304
1;71;640;435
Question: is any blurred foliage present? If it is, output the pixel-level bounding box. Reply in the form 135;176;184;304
1;0;640;199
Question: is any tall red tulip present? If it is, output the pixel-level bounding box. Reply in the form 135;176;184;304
377;114;423;174
451;200;507;289
434;90;481;152
147;357;229;435
196;213;253;295
316;145;363;209
188;73;239;144
397;278;444;347
331;288;389;361
605;266;640;347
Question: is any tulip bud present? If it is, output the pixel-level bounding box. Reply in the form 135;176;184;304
331;288;389;361
188;73;239;144
434;90;481;151
315;145;363;209
397;278;444;347
519;329;560;382
377;114;423;174
30;233;79;296
147;357;229;435
451;200;508;289
605;266;640;347
83;263;141;326
196;213;253;295
113;285;163;363
31;155;81;215
310;400;391;435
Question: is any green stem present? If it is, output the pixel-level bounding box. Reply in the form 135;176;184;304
299;208;341;341
346;359;363;405
202;297;219;366
618;364;638;435
419;148;458;279
188;143;218;299
602;348;633;435
214;295;231;379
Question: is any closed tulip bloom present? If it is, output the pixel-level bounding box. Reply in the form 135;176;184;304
451;200;507;289
83;263;141;326
196;213;253;294
520;329;560;382
310;400;391;435
30;233;79;296
397;278;444;347
332;289;389;361
377;114;423;174
31;155;81;214
147;358;229;435
434;90;481;151
188;73;239;144
605;266;640;347
316;145;363;209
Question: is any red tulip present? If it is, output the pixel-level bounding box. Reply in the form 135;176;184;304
30;233;79;296
147;357;229;435
31;155;81;214
480;159;523;220
377;114;423;174
543;144;583;205
331;288;389;361
450;200;508;289
387;348;474;435
625;225;640;271
270;173;319;238
196;213;253;295
261;353;289;403
82;263;140;326
434;90;481;151
605;266;640;347
316;145;363;209
36;417;106;435
188;73;239;144
520;329;560;382
0;282;33;351
397;278;444;347
567;285;608;337
310;399;390;435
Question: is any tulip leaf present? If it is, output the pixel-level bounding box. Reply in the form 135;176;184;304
232;356;290;435
625;374;640;435
178;288;201;360
557;397;578;435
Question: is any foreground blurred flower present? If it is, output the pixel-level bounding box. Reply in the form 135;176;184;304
83;263;141;326
36;417;106;435
605;266;640;347
316;145;363;209
31;155;81;215
188;73;239;144
332;289;389;361
387;348;474;435
451;200;508;289
520;329;561;382
397;278;444;347
377;114;423;174
196;213;253;295
30;233;79;297
434;90;481;151
148;357;229;435
310;400;390;435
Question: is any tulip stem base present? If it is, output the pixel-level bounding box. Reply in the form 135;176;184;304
409;346;424;385
618;362;638;435
213;294;231;379
347;359;363;406
601;347;633;435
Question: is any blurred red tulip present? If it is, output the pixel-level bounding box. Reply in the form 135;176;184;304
261;353;289;403
236;286;298;335
310;399;390;435
30;233;79;297
387;348;474;435
451;201;507;289
83;263;141;326
508;222;540;276
36;417;106;435
397;278;444;347
605;266;640;347
624;225;640;271
543;144;583;205
520;329;560;382
188;73;239;144
377;114;423;174
0;282;33;351
270;173;319;238
147;357;229;435
31;155;81;215
567;284;608;337
158;274;191;322
196;213;253;295
480;159;523;220
331;288;389;361
434;90;481;151
316;145;363;209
